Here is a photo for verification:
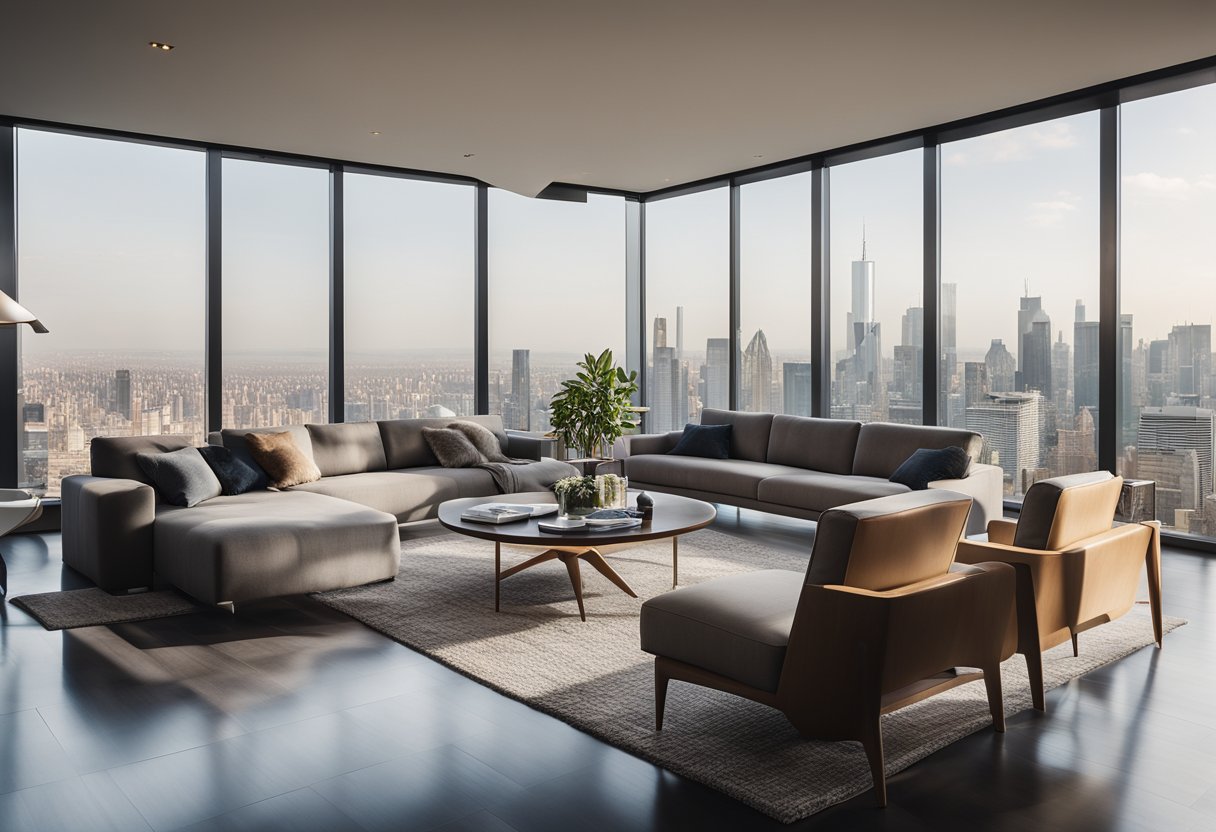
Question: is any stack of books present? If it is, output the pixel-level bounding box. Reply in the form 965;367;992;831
459;504;534;524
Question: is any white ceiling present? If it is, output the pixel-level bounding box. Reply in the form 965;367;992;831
2;1;1214;196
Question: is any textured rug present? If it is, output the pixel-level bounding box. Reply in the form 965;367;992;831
9;587;207;630
314;529;1184;823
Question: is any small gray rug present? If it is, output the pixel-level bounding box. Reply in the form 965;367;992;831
315;529;1185;823
10;587;207;630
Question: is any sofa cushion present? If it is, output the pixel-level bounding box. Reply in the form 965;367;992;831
245;431;323;488
766;415;861;474
756;473;909;513
291;467;499;521
625;455;806;500
135;447;223;507
153;490;400;605
701;409;774;462
422;427;484;468
668;423;732;459
641;569;803;693
449;420;514;463
889;446;971;490
197;445;266;495
221;425;315;479
379;415;507;470
91;435;194;484
852;423;982;479
306;422;388;477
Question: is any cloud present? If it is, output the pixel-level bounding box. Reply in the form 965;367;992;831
943;151;968;167
1028;123;1078;150
1123;171;1216;199
1027;190;1080;226
967;121;1080;164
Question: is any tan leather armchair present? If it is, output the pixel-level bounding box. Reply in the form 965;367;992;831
956;471;1163;712
640;490;1017;807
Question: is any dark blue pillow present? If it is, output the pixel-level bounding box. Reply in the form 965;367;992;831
889;446;970;490
135;448;223;507
197;445;267;495
667;423;732;459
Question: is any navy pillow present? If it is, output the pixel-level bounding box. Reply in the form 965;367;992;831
197;445;267;495
889;446;971;490
667;423;732;459
135;447;223;507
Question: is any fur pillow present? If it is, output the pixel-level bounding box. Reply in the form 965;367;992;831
244;431;322;488
448;420;512;463
422;427;484;468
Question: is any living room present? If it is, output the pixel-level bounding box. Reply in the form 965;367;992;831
1;2;1215;831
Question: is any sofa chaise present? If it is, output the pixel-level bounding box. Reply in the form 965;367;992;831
61;416;568;605
622;409;1002;536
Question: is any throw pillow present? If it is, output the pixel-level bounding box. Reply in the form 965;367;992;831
667;423;732;459
135;447;223;507
244;431;322;488
422;427;484;468
889;446;971;490
197;445;266;495
448;420;513;463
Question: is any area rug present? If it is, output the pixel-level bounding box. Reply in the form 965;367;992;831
9;587;207;630
314;529;1184;823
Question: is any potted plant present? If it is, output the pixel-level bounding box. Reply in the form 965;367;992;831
553;475;598;518
549;348;640;461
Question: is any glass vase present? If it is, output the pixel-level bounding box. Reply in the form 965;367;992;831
595;474;628;509
557;490;596;519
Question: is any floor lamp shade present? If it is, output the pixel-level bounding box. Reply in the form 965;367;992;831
0;290;48;333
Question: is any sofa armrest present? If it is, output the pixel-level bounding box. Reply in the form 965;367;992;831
928;462;1003;538
61;475;157;593
619;431;681;457
505;430;553;461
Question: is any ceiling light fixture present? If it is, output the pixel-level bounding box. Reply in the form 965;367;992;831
463;153;475;158
369;131;381;136
148;41;174;51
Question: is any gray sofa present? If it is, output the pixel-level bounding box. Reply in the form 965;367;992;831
622;409;1002;536
61;416;564;605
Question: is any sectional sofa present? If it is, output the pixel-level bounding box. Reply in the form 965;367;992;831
61;416;563;605
622;409;1002;536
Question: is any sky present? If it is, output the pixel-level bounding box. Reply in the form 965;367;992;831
15;81;1216;365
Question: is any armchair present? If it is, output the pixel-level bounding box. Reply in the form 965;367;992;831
956;471;1162;712
640;490;1017;807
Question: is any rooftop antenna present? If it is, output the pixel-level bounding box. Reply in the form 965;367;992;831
862;220;867;261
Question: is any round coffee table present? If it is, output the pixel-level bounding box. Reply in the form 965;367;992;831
437;491;716;621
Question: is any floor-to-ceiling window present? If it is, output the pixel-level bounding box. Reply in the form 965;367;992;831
644;187;730;431
16;129;206;497
1119;83;1216;534
941;114;1100;498
738;174;812;415
487;190;625;433
344;173;474;422
829;150;923;424
221;159;330;428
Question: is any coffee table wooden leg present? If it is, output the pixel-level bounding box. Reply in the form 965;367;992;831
581;548;638;598
673;536;679;588
495;541;500;612
563;553;587;622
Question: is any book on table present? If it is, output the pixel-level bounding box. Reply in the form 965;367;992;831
460;503;535;524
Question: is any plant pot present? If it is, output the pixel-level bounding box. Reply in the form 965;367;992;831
557;491;597;519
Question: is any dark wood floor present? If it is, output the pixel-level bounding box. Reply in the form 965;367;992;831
1;510;1213;832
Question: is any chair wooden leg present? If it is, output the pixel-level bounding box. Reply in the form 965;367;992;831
1144;522;1164;648
983;663;1006;732
860;722;887;808
1025;648;1046;712
655;660;670;730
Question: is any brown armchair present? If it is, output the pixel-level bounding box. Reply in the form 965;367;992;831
956;471;1163;712
640;490;1017;807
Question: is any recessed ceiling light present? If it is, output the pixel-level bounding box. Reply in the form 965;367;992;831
148;41;174;51
369;131;381;136
463;153;475;158
752;154;764;159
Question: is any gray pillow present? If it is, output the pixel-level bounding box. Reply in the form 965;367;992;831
422;427;483;468
135;447;223;507
448;420;513;463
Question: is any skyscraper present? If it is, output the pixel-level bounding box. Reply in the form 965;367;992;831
1168;323;1212;404
1137;406;1215;501
847;231;875;354
703;337;730;412
940;282;958;423
652;317;668;350
848;236;881;393
1074;300;1100;414
984;339;1016;393
650;344;677;431
1020;310;1052;397
1051;331;1072;421
966;391;1042;495
742;329;774;413
1121;314;1135;437
782;362;812;416
504;349;531;430
676;306;684;363
115;369;131;421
